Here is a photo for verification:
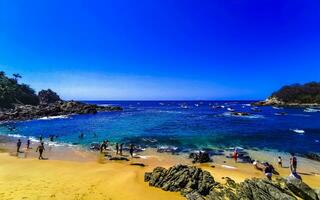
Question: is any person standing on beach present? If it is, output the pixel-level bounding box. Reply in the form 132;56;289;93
36;142;45;160
120;143;123;155
116;143;119;154
233;148;238;163
17;139;22;153
27;139;31;149
290;153;297;173
129;144;134;158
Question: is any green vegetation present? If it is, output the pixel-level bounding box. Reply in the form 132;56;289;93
0;71;39;108
271;82;320;104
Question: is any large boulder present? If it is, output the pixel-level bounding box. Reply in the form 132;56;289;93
38;89;61;104
144;165;216;197
189;151;212;163
285;176;319;200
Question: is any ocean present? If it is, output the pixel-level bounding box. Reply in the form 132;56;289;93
1;101;319;154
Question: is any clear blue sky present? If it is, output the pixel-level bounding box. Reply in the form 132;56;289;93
1;0;320;100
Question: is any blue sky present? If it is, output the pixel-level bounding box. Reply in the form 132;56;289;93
1;0;320;100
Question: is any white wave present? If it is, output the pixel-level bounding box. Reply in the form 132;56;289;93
291;129;305;134
242;104;251;107
315;140;319;143
38;115;69;120
304;108;320;113
7;134;27;138
272;106;283;110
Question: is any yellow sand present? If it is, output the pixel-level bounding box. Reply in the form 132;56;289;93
0;147;319;200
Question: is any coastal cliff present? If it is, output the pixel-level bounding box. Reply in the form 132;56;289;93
253;82;320;107
0;71;122;121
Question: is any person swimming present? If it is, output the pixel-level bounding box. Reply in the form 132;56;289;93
17;139;22;153
36;142;45;160
78;133;84;139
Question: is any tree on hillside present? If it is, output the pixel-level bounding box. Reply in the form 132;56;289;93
12;73;22;82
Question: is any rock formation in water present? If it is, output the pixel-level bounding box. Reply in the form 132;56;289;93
145;165;320;200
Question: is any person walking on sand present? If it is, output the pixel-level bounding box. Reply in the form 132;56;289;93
277;156;282;167
129;144;134;158
290;153;297;173
120;143;124;155
116;143;119;154
233;148;238;163
17;139;22;153
27;139;31;149
36;142;45;160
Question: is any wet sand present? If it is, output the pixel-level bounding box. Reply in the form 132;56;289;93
0;140;320;200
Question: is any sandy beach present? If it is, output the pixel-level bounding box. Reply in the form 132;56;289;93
1;138;320;200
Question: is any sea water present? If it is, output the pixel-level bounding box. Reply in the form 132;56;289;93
0;101;319;153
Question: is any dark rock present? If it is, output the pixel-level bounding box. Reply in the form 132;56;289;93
230;112;250;116
285;176;319;200
130;163;146;167
189;151;212;163
109;156;129;161
144;165;216;198
0;100;122;121
38;89;61;104
145;165;318;200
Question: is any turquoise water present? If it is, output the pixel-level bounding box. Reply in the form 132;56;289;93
0;101;320;153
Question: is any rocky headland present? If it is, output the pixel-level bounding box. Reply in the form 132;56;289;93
253;82;320;107
0;72;122;121
145;165;320;200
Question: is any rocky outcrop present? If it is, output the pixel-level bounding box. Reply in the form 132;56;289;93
285;176;319;200
145;165;320;200
38;89;61;104
144;165;216;197
189;151;212;163
0;100;122;121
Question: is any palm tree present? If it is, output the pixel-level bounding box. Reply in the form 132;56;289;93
12;73;22;81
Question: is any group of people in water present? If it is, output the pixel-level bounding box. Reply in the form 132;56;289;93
99;140;135;157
